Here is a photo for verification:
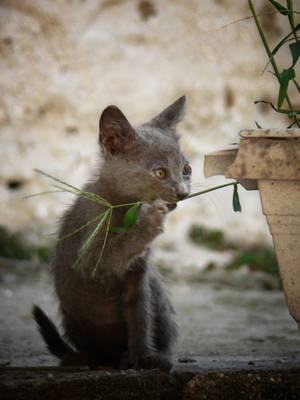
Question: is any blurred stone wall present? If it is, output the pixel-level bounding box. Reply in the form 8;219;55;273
0;0;294;252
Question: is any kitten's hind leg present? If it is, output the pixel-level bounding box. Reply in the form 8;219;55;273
150;273;178;364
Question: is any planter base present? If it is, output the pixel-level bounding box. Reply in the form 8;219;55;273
259;180;300;330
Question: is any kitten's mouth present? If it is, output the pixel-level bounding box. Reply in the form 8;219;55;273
167;203;177;211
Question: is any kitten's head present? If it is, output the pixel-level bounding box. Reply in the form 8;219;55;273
99;96;191;206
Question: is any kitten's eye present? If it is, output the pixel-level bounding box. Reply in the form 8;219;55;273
153;168;167;180
183;164;192;176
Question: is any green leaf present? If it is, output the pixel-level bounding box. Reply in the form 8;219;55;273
255;121;262;128
290;41;300;67
263;24;300;72
109;226;126;234
232;183;242;212
278;68;296;109
267;0;289;15
124;204;139;229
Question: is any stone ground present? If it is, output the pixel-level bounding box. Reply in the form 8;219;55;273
1;257;300;368
1;257;300;399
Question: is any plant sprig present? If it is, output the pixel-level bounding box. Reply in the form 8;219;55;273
249;0;300;127
26;170;242;276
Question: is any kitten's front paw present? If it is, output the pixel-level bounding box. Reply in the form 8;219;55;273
138;200;168;237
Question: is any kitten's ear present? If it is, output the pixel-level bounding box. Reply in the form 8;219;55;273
99;106;137;155
150;96;186;131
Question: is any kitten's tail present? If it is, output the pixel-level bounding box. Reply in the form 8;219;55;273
32;305;76;361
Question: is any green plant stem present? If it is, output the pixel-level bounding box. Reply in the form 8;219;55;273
249;0;300;127
91;209;112;278
59;212;107;241
184;181;238;200
287;0;300;93
78;211;109;257
249;0;278;75
53;185;103;205
112;201;148;209
294;79;300;93
24;190;66;199
35;169;84;196
35;169;110;206
29;169;242;276
254;100;300;114
287;0;298;41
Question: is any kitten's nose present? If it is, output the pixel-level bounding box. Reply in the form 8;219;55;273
177;191;188;201
175;183;189;201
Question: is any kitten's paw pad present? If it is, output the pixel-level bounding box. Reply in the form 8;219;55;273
139;200;168;217
152;199;169;215
135;355;172;371
138;200;168;235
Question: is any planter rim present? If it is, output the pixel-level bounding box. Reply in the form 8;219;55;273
240;129;300;138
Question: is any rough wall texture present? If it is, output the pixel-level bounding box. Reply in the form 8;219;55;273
0;0;295;265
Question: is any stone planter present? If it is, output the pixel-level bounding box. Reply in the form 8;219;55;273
204;129;300;330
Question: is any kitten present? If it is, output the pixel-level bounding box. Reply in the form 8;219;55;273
33;96;191;371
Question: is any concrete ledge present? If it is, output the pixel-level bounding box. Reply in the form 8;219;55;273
183;371;300;400
1;369;182;400
1;356;300;400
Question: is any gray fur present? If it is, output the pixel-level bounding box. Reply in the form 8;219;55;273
33;96;191;371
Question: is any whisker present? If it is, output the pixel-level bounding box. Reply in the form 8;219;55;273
188;190;220;212
206;196;222;212
190;183;211;191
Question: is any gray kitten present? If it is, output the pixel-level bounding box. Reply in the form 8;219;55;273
33;96;191;371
